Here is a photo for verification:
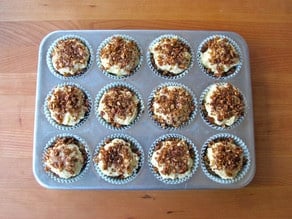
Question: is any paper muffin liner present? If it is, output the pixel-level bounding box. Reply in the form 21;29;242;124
148;134;199;184
147;34;194;80
44;82;92;131
199;82;246;131
200;133;251;184
96;34;143;80
95;82;144;130
42;133;91;184
46;34;93;80
196;34;242;80
147;82;197;131
93;133;144;184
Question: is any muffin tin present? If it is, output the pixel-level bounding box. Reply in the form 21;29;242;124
33;30;255;189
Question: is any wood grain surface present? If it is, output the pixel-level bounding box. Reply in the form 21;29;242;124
0;0;291;218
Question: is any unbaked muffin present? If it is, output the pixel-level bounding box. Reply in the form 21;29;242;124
199;36;240;78
94;138;140;179
149;36;192;77
46;84;90;127
203;137;246;179
201;83;245;128
97;85;141;128
44;136;87;179
50;37;90;77
99;36;141;77
150;137;195;180
150;84;195;128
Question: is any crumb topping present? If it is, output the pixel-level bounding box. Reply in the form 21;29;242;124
203;83;244;124
99;86;139;127
44;137;87;178
100;36;140;74
51;38;90;76
205;138;244;177
153;138;194;176
201;37;239;77
151;86;195;128
47;85;89;125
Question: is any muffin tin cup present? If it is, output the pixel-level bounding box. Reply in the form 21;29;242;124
42;133;91;184
95;82;145;131
44;82;92;131
147;34;194;80
93;133;145;184
200;133;251;184
199;82;246;131
148;82;198;131
46;35;93;80
196;34;242;80
96;34;143;80
148;133;199;184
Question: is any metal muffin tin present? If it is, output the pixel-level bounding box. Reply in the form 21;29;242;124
33;30;255;189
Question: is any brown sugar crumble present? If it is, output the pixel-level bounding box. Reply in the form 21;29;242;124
51;38;90;76
201;36;239;77
151;37;191;76
154;138;194;176
47;85;89;125
202;83;244;126
99;86;139;127
151;86;195;128
100;36;140;74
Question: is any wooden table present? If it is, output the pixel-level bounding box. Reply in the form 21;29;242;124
0;1;291;218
